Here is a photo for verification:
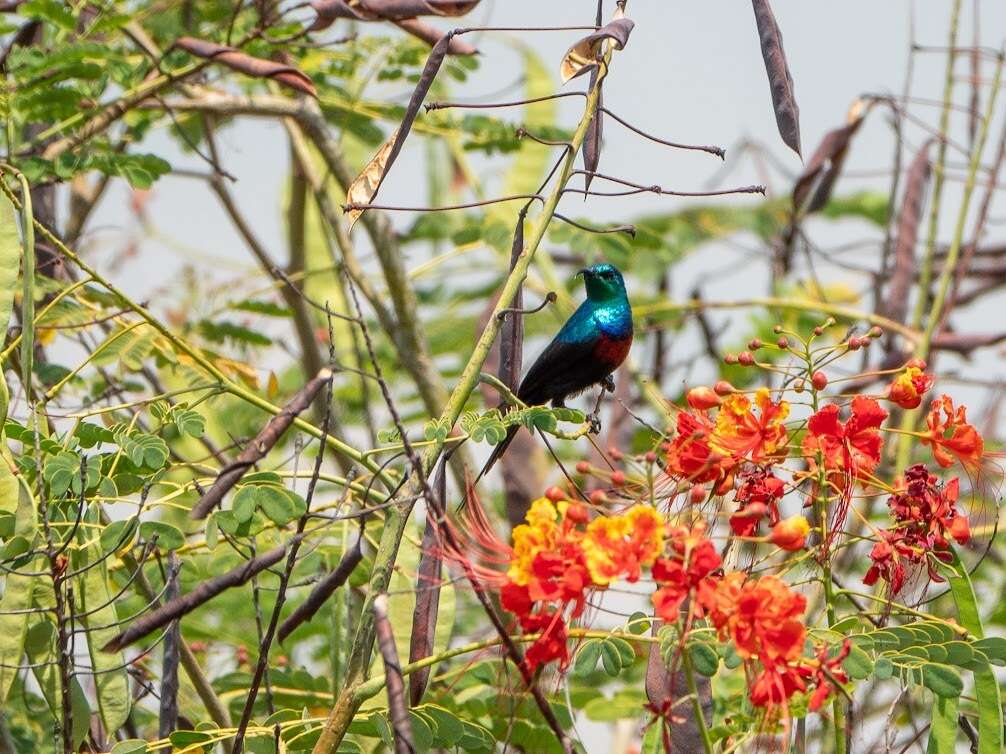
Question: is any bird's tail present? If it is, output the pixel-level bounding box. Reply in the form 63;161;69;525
457;424;519;509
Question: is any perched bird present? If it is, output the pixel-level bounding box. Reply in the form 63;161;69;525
481;262;633;475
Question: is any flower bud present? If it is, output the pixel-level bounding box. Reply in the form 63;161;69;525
811;371;828;391
738;351;755;366
770;516;810;551
776;336;789;349
608;446;624;461
713;380;735;396
748;338;762;350
689;485;707;504
773;324;783;334
869;326;883;338
724;353;738;365
813;326;824;336
794;378;805;393
565;501;590;523
575;460;591;474
645;451;657;464
610;470;626;487
589;489;608;506
687;386;721;410
847;336;861;351
545;486;566;502
906;357;927;370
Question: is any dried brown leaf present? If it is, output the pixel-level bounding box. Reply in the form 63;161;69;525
560;18;634;84
582;70;603;190
408;463;446;705
792;98;868;213
175;37;316;97
310;0;479;30
345;127;399;231
751;0;801;157
886;139;933;325
344;31;451;225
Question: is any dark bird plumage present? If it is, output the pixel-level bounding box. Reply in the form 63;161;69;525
481;263;633;476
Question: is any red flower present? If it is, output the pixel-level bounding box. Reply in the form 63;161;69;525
922;395;984;469
802;396;888;485
887;367;935;410
729;471;784;537
710;388;790;465
863;465;970;594
807;640;850;712
521;611;570;671
749;664;810;709
650;524;721;622
665;411;730;485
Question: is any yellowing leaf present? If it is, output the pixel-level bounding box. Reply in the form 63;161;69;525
559;18;634;84
345;127;399;232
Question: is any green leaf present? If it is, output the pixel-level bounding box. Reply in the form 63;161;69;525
79;535;130;732
972;637;1006;666
972;661;1003;754
0;192;19;424
43;451;100;496
600;640;621;676
573;640;601;676
171;408;206;438
873;657;894;680
688;642;720;677
842;644;873;680
926;696;958;754
0;572;31;702
138;521;184;550
100;517;138;554
921;664;963;698
110;741;148;754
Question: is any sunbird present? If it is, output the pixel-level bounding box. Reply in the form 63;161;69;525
482;262;633;474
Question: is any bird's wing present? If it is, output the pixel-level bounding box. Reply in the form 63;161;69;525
517;333;602;405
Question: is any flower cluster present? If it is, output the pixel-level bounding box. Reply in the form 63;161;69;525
700;573;847;712
864;464;970;595
501;498;663;670
650;523;721;622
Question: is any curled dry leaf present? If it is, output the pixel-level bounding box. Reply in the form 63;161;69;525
345;128;399;231
792;98;869;213
310;0;479;30
886;139;934;326
175;37;316;97
750;0;801;157
560;17;634;84
344;31;451;225
394;18;477;54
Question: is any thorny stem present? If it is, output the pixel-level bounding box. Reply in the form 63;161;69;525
311;25;617;754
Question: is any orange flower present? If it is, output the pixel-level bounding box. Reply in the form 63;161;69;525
770;516;810;551
710;388;790;465
801;396;888;485
887;367;935;410
701;574;807;665
582;505;664;586
922;395;984;469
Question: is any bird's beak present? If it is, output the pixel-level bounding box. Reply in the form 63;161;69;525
576;268;589;278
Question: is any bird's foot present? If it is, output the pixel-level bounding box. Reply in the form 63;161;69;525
602;375;616;393
587;412;602;434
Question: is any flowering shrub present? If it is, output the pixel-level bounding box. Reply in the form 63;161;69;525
494;320;1000;746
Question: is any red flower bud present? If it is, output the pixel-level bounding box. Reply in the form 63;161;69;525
847;336;861;350
906;357;927;371
813;326;824;336
575;460;591;474
869;326;883;338
589;489;608;505
776;336;789;349
811;371;828;391
738;351;755;366
645;451;657;464
689;484;707;504
724;353;738;365
770;516;810;551
565;502;590;523
610;470;626;487
545;486;566;502
713;380;735;396
748;338;762;350
687;386;721;410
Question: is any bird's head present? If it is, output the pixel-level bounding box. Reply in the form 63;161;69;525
578;263;626;302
